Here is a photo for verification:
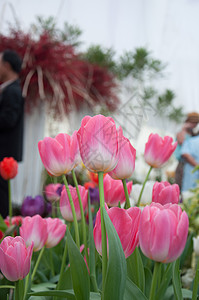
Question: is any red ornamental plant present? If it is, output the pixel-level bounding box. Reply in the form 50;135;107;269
0;30;119;115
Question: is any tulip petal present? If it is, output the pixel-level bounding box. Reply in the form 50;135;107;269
0;248;19;281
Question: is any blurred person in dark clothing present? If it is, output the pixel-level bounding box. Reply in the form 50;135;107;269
0;50;24;218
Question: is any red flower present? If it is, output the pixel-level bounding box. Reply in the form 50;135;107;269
0;157;18;180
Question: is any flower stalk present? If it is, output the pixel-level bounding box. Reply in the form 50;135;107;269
72;169;88;263
62;175;80;248
137;166;153;207
98;171;107;295
122;179;131;209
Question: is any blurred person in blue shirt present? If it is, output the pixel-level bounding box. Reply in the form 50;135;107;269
174;112;199;191
180;134;199;191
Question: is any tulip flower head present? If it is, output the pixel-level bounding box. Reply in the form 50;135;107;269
139;203;189;263
21;195;45;216
60;185;88;221
103;174;132;207
109;133;136;180
77;115;121;173
45;218;66;248
144;133;177;168
20;215;48;252
45;183;63;202
152;181;180;205
38;133;79;177
0;157;18;180
94;205;141;258
0;236;33;281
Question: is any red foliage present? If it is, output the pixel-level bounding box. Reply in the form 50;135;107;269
0;30;119;115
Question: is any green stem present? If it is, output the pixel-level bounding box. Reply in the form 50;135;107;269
72;169;88;263
98;171;107;297
62;175;80;248
23;273;30;300
192;256;199;300
49;248;55;277
8;179;12;225
51;202;56;218
56;238;68;291
15;280;24;300
137;166;153;207
122;179;131;209
149;262;161;300
31;247;45;282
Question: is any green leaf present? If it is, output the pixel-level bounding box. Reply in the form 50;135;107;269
124;277;148;300
172;259;183;300
90;292;101;299
67;228;90;300
156;263;173;300
180;233;193;269
29;289;76;299
0;215;8;232
102;207;127;300
29;290;101;300
88;195;98;292
192;258;199;300
126;247;145;292
163;285;192;300
144;267;152;298
31;282;56;292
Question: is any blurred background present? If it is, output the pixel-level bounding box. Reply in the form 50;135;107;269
1;0;199;204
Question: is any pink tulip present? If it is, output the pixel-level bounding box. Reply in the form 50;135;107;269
77;115;121;173
72;130;82;167
0;236;33;281
45;183;63;202
109;133;136;180
20;215;48;252
152;181;180;205
139;203;189;263
103;174;132;207
60;185;88;221
45;218;66;248
94;205;141;258
38;133;79;177
144;133;177;168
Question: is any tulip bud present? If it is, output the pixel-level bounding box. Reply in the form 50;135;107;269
0;157;18;180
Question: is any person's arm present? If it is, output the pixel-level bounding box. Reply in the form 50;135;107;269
176;130;186;145
0;87;23;130
181;153;198;167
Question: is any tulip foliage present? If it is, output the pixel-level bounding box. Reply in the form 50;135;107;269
0;114;198;300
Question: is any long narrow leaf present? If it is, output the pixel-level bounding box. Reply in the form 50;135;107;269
28;289;76;299
192;258;199;300
103;207;127;300
126;247;145;292
144;267;152;298
172;259;183;300
124;277;148;300
67;228;90;300
88;194;98;292
156;263;173;300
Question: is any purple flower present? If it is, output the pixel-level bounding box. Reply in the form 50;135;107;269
21;195;45;217
89;187;100;204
